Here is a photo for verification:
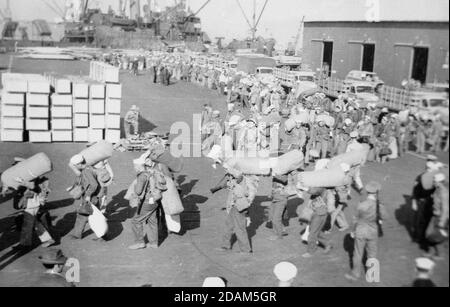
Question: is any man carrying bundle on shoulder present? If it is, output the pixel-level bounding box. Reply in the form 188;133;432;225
214;168;253;255
128;158;168;251
68;155;104;242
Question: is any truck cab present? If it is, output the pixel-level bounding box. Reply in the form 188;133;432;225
256;67;274;75
345;81;382;107
410;91;449;125
345;70;384;89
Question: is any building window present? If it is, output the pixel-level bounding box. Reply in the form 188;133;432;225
362;44;375;72
411;47;429;84
322;41;333;77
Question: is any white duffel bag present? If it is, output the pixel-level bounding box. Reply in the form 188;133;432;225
162;176;184;216
1;153;52;190
165;214;181;233
80;140;114;166
88;205;108;238
270;150;304;176
327;145;370;169
224;156;271;176
297;168;350;188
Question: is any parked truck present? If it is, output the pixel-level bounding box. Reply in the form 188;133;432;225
236;55;276;75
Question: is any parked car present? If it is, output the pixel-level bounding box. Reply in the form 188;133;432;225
345;70;384;89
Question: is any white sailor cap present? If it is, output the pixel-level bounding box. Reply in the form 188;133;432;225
434;173;446;183
273;262;298;282
344;119;353;126
202;277;226;287
415;258;435;271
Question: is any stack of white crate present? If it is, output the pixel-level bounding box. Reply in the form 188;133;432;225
1;73;52;143
26;75;51;143
0;74;26;142
47;75;73;142
105;83;122;143
70;77;90;142
88;79;106;143
90;61;121;144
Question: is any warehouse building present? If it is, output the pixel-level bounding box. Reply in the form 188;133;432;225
302;20;449;87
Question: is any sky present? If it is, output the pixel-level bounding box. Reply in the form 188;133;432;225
2;0;449;47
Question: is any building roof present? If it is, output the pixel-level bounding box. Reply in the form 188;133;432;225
303;0;449;23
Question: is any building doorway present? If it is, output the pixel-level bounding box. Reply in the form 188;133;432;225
411;47;429;84
362;44;375;72
322;41;333;77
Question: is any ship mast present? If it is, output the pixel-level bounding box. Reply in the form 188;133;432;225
236;0;269;42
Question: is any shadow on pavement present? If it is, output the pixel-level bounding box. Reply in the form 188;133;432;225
106;190;134;241
395;195;416;242
248;196;272;240
178;176;208;234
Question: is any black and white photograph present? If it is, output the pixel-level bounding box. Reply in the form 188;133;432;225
0;0;448;291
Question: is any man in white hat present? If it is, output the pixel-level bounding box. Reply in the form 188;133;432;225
346;181;387;281
346;131;362;153
412;258;436;287
274;262;298;287
124;105;140;139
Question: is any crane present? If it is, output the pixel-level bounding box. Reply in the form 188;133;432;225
41;0;66;18
235;0;269;42
294;15;305;56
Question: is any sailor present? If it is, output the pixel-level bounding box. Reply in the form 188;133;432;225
274;262;298;287
424;173;449;260
124;105;140;139
68;154;104;241
345;181;387;281
412;258;436;287
412;160;442;249
217;169;252;254
128;158;167;250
